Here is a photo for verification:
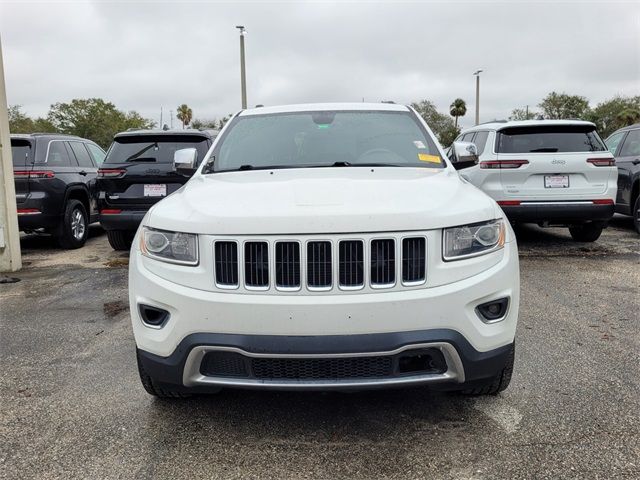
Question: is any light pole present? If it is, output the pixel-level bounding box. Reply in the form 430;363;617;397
236;25;247;109
473;69;483;125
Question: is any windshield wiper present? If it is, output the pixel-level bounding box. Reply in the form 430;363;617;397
125;143;158;162
529;147;558;152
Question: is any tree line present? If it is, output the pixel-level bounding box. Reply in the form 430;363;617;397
508;92;640;138
9;92;639;150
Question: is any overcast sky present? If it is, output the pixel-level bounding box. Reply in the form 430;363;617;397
1;0;638;129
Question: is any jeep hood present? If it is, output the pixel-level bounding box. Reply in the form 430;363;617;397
147;167;500;235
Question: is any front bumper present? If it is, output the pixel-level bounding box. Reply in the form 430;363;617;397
130;234;519;391
500;201;615;224
137;330;514;392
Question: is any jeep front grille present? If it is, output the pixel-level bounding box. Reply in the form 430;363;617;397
402;237;426;284
244;241;269;288
307;241;332;289
370;239;395;287
212;234;427;293
214;241;239;288
275;241;301;289
339;240;364;288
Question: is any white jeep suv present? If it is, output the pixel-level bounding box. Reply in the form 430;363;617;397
450;120;617;242
130;103;519;398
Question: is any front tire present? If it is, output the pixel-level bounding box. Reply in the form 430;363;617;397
569;223;604;242
136;349;191;399
107;230;134;251
56;200;88;249
461;343;515;396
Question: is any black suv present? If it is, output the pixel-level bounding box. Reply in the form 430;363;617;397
11;133;106;248
97;129;216;250
605;124;640;233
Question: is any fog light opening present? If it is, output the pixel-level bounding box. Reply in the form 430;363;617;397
398;350;447;375
139;304;170;328
476;298;509;323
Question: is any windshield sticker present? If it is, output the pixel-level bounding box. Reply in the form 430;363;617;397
418;153;441;163
413;140;426;149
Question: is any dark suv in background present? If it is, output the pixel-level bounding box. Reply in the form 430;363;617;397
605;123;640;233
11;133;106;248
97;129;216;250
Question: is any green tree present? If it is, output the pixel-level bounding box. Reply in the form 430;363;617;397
8;105;34;133
509;107;538;121
8;105;58;134
538;92;590;120
588;96;640;137
218;114;232;129
176;104;193;129
411;100;459;147
191;118;220;130
449;98;467;128
47;98;154;148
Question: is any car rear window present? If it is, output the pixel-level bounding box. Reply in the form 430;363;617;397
104;135;210;164
207;110;444;173
496;125;606;153
11;139;32;167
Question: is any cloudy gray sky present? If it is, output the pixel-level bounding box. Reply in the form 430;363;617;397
1;0;638;129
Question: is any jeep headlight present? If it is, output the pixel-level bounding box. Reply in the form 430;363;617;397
140;227;198;265
443;219;505;261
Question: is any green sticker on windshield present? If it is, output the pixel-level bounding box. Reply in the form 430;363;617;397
317;124;331;129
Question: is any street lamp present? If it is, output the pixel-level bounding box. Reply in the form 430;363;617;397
473;69;483;125
236;25;247;109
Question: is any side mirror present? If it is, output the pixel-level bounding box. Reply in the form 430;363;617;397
173;148;198;176
451;141;479;170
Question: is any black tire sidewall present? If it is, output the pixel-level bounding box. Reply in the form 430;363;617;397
569;223;603;242
107;230;134;251
633;196;640;234
58;200;88;249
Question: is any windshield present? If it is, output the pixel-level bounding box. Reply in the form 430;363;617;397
496;125;606;153
11;140;32;167
104;135;210;164
206;110;444;173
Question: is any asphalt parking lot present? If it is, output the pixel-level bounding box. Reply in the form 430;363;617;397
1;218;638;479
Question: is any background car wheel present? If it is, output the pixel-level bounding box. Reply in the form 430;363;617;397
569;223;604;242
461;343;515;396
633;195;640;234
136;348;191;399
107;230;134;251
56;200;88;249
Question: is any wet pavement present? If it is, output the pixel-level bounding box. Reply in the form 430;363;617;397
1;218;638;479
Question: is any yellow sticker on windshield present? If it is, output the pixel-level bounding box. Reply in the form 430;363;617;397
418;153;441;163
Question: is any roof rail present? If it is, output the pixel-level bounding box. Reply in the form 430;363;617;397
30;132;80;137
476;120;508;126
381;100;396;104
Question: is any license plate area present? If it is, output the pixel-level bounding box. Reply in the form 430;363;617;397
544;175;569;188
143;184;167;197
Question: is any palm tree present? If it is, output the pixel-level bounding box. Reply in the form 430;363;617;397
449;98;467;128
176;104;193;129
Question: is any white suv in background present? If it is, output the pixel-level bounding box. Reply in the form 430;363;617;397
449;120;617;242
130;103;519;398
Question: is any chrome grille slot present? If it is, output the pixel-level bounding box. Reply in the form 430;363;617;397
244;241;269;288
275;242;301;290
402;237;426;284
307;241;332;289
214;241;239;287
370;239;395;287
339;240;364;288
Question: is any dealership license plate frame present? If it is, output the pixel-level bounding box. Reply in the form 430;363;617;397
544;175;569;189
143;184;167;197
